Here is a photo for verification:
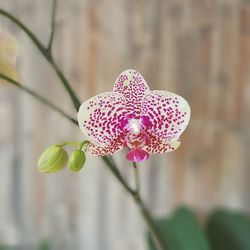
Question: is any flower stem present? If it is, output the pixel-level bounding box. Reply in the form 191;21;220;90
132;162;167;250
0;8;81;111
78;140;90;151
59;141;81;147
0;73;77;125
102;158;167;250
134;195;166;250
101;156;134;194
132;162;140;194
1;6;167;250
47;0;57;54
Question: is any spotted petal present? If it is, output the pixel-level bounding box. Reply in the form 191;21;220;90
141;91;190;142
87;138;125;156
77;92;128;146
143;135;181;154
113;69;150;116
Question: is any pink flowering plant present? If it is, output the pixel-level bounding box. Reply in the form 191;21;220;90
78;69;190;162
0;1;190;249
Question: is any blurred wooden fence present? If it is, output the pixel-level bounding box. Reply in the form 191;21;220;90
0;0;250;249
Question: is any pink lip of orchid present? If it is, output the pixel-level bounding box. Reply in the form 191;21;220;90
77;69;191;163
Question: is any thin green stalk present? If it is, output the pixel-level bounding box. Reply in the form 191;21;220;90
132;162;140;194
0;6;167;250
48;57;81;110
0;9;44;55
59;141;81;147
132;162;166;250
134;195;166;250
102;159;167;250
0;74;77;125
47;0;57;53
78;140;90;151
101;156;134;194
0;8;81;111
2;74;167;250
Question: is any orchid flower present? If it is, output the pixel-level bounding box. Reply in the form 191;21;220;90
77;70;191;162
0;23;19;83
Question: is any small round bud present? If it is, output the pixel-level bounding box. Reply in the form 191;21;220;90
38;145;68;173
68;150;86;172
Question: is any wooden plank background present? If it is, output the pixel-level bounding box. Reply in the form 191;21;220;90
0;0;250;249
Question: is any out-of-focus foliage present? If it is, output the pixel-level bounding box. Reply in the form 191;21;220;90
148;207;211;250
0;240;51;250
0;23;19;83
36;239;51;250
148;207;250;250
207;210;250;250
0;244;6;250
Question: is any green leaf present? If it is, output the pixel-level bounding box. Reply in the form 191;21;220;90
0;244;7;250
207;209;250;250
36;239;51;250
148;206;211;250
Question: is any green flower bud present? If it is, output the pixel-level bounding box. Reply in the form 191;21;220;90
68;150;86;172
38;145;68;173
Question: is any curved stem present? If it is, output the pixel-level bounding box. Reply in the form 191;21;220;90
0;9;44;55
59;141;89;150
0;8;81;111
59;141;81;147
132;162;140;194
0;6;167;250
47;0;57;53
78;140;90;151
101;156;134;194
0;74;77;125
132;162;166;250
49;56;81;110
133;195;166;250
103;158;167;250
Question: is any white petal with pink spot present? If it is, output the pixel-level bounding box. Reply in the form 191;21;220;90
77;70;191;162
77;92;128;146
141;91;190;142
114;69;149;116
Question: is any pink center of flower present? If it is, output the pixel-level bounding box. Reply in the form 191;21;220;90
125;118;150;162
128;118;141;135
126;147;149;162
77;70;191;162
